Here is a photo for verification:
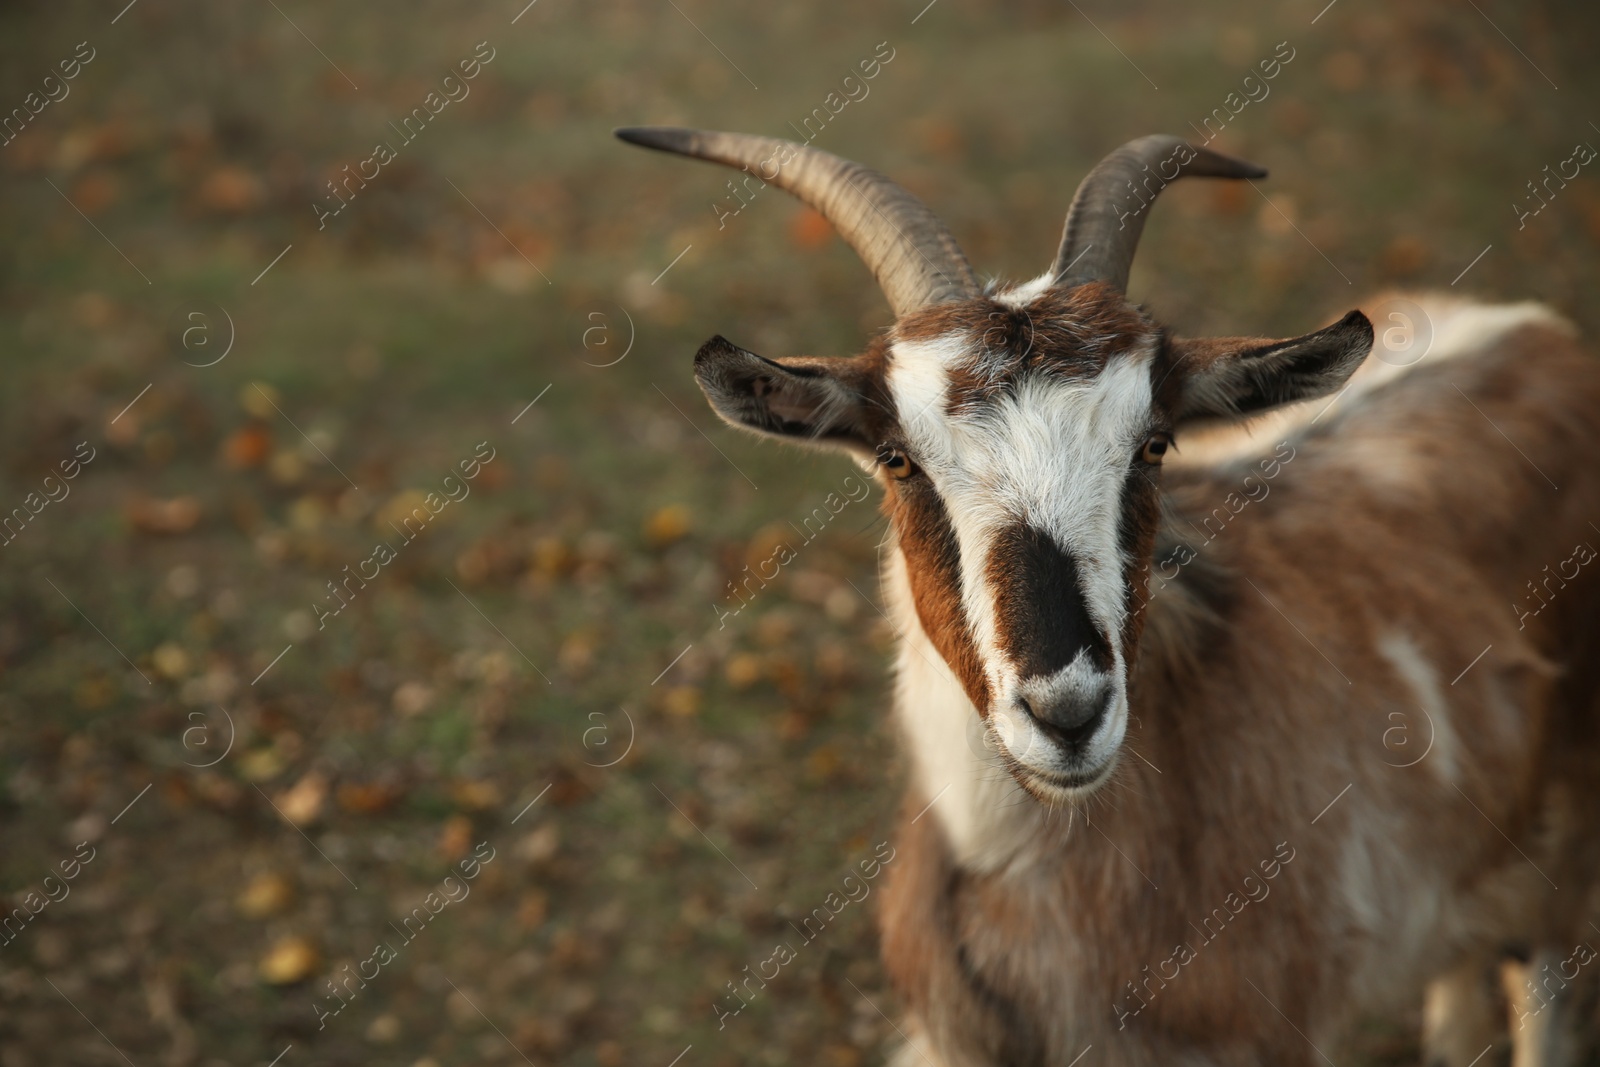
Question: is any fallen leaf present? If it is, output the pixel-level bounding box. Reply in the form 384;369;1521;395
89;121;131;163
76;292;117;330
744;522;793;570
724;652;764;690
257;935;318;984
192;772;243;812
241;381;280;419
166;564;201;598
777;709;809;741
788;207;833;250
1257;195;1299;238
374;490;431;533
126;495;202;535
454;543;492;584
517;1014;573;1054
477;459;511;491
825;1044;863;1067
287;496;326;533
445;988;481;1027
643;504;692;548
274;771;328;827
516;824;560;865
484;256;541;294
548;766;595;806
366;1013;402;1043
517;889;549;930
392;681;433;717
824;586;857;622
454;532;522;585
815;642;855;683
558;629;598;677
105;406;141;446
662;685;701;718
196;165;264;213
238;747;287;782
1381;235;1429;278
75;677;115;709
55;127;98;171
1210;179;1251;218
267;451;305;485
807;744;840;779
337;781;402;815
437;814;473;860
70;171;119;215
915;116;964;161
529;535;571;578
451;779;502;812
755;611;797;647
152;642;191;680
237;872;295;919
222;424;272;469
766;654;802;696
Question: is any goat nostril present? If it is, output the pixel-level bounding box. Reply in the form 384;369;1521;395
1058;713;1102;747
1018;692;1106;747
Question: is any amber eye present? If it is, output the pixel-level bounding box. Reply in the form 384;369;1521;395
1140;432;1173;466
877;446;916;480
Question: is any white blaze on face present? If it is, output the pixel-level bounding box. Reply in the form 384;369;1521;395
886;322;1158;787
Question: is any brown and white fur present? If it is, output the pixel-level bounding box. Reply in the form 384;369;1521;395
698;284;1600;1066
623;126;1600;1066
867;289;1600;1067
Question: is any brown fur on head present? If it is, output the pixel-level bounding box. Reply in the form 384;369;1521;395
694;280;1371;801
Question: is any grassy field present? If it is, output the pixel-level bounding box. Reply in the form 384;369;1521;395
1;0;1597;1064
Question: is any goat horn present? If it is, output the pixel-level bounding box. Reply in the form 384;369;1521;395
616;126;981;318
1053;135;1267;292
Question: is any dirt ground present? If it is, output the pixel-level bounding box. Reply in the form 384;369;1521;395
1;0;1598;1064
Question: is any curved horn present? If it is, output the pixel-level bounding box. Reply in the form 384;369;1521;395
1053;134;1267;292
616;126;980;318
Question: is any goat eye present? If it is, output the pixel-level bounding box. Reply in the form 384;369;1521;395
1140;433;1172;465
877;446;916;480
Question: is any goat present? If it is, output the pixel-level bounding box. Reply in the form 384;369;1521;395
618;125;1600;1066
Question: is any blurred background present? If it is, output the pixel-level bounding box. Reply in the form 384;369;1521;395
1;0;1597;1064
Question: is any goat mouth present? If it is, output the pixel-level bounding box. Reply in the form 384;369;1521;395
1012;757;1117;802
986;706;1124;802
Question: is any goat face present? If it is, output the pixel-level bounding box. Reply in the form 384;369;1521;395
695;281;1370;802
620;125;1370;802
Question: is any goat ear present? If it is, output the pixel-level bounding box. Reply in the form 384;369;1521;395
1169;310;1373;423
693;335;871;450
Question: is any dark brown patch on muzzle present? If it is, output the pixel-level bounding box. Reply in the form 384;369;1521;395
987;524;1113;681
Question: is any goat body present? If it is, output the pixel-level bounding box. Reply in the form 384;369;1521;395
880;297;1600;1066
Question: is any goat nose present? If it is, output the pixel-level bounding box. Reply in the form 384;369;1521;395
1018;680;1110;747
